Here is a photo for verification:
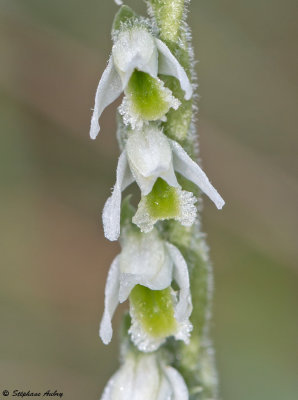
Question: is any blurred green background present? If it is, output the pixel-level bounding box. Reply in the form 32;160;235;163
0;0;297;399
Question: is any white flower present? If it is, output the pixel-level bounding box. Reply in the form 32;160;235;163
114;0;122;5
101;352;188;400
102;126;225;241
99;229;192;352
89;26;192;139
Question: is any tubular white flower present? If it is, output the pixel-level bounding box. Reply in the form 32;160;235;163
101;352;189;400
89;27;192;139
102;126;224;241
99;229;192;350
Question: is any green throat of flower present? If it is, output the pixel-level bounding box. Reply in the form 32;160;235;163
129;285;177;338
126;70;173;121
146;178;180;219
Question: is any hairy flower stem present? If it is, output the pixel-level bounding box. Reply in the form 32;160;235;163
148;1;219;398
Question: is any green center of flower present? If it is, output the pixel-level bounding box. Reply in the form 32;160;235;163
146;178;180;219
130;285;177;338
126;70;172;120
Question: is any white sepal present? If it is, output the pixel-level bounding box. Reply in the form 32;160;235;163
170;139;225;209
102;151;134;241
156;38;193;100
126;128;179;195
165;242;192;322
90;57;123;140
99;256;120;345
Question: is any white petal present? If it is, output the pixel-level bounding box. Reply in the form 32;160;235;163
102;151;134;241
114;0;123;5
163;366;189;400
155;38;193;100
113;28;158;87
165;242;192;322
99;256;120;345
170;139;225;209
90;57;123;140
118;230;173;302
126;128;179;195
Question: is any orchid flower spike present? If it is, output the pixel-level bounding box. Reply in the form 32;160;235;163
99;228;192;352
101;352;188;400
102;125;225;241
89;25;192;139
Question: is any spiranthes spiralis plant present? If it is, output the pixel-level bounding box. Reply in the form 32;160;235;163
89;1;225;399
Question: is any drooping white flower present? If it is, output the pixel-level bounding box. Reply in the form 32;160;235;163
99;229;192;352
101;352;188;400
102;125;225;241
89;26;192;139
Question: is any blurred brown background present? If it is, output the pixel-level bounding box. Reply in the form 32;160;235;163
0;0;297;399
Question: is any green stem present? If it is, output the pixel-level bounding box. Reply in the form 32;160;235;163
148;1;219;398
148;0;193;144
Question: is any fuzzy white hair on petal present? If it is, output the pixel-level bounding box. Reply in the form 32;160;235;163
99;256;121;345
155;38;193;100
170;139;225;209
90;57;123;140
